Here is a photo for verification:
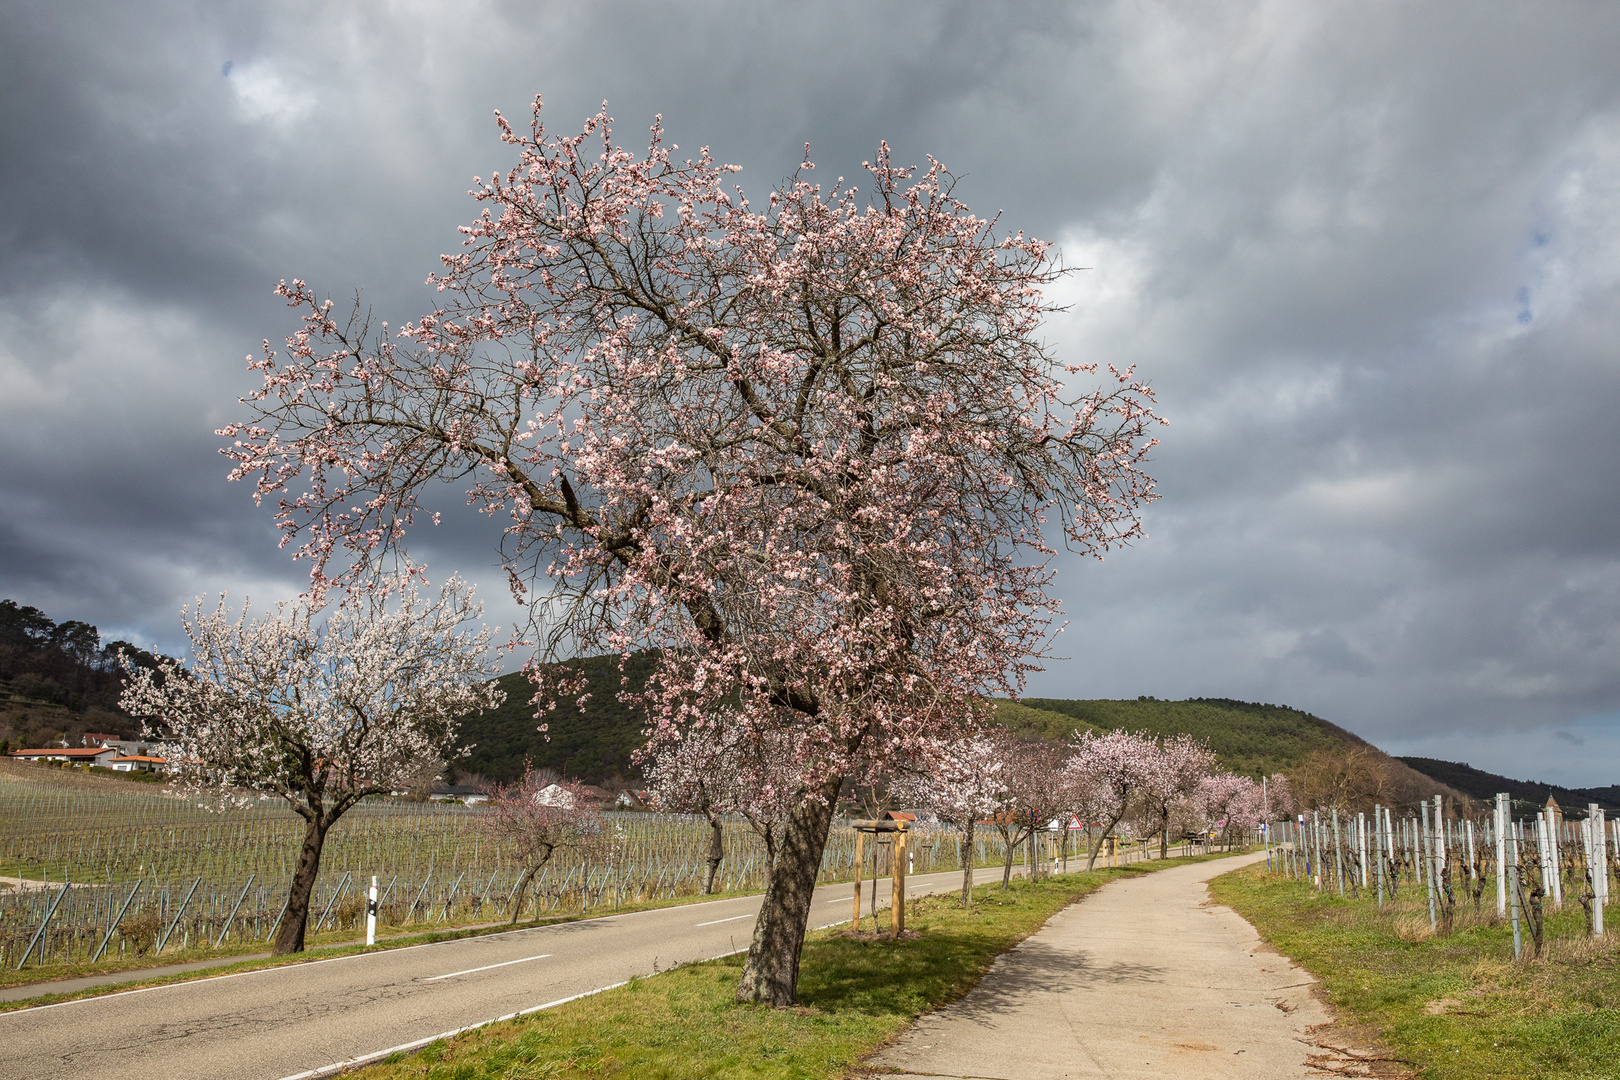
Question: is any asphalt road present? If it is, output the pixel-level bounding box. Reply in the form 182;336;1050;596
0;865;1013;1080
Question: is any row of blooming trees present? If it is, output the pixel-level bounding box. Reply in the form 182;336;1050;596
899;725;1272;896
220;98;1163;1004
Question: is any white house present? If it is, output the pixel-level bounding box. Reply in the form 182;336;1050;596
533;782;578;808
109;755;168;773
8;746;120;767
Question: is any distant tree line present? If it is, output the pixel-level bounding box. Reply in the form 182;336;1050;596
0;599;168;715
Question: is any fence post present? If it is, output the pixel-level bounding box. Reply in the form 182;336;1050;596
1373;806;1385;909
1357;812;1368;891
891;822;908;939
440;870;468;921
1495;793;1509;917
265;894;291;942
1332;809;1345;897
215;874;256;948
1420;800;1437;930
1508;819;1523;960
1591;804;1606;938
93;880;143;963
479;869;499;914
852;829;864;927
16;884;70;969
155;877;202;955
405;873;433;923
312;871;352;936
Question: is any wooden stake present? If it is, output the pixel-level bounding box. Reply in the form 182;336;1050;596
852;829;863;929
892;822;908;938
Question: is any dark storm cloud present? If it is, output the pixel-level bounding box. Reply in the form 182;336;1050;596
3;1;1619;784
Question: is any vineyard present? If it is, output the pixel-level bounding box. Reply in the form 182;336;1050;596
0;762;1025;971
1270;794;1617;955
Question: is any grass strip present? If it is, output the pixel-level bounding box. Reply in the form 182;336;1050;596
346;851;1247;1080
1208;863;1620;1080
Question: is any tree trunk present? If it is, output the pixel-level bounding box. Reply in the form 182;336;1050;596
1086;811;1127;871
960;819;975;908
704;813;724;894
1026;829;1039;882
1086;830;1105;870
1000;826;1016;888
1159;807;1171;860
273;814;330;955
509;865;538;923
734;775;841;1006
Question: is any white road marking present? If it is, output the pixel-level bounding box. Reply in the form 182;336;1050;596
693;913;754;927
1;866;998;1018
273;978;631;1080
425;953;552;981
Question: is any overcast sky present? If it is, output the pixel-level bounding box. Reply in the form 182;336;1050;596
4;1;1619;786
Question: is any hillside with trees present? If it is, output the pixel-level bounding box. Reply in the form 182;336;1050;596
0;599;169;753
1008;696;1366;778
454;652;662;787
451;657;1472;812
1398;756;1620;814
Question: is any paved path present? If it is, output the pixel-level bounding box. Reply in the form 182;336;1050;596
0;865;1006;1080
869;851;1338;1080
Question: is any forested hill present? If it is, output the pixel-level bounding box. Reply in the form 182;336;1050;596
1397;756;1620;814
454;656;1379;787
1001;697;1366;778
454;652;661;786
0;599;172;751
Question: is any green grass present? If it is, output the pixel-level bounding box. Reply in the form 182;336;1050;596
1209;863;1620;1080
346;851;1248;1080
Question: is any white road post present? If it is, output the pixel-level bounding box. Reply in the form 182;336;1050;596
366;875;379;947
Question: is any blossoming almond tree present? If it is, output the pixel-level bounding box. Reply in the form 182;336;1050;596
1067;728;1157;870
643;711;801;892
898;729;1009;906
1194;772;1264;849
221;99;1160;1003
986;736;1067;888
478;770;602;920
119;575;504;954
1137;734;1218;859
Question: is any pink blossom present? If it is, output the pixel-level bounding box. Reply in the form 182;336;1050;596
222;99;1161;1003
